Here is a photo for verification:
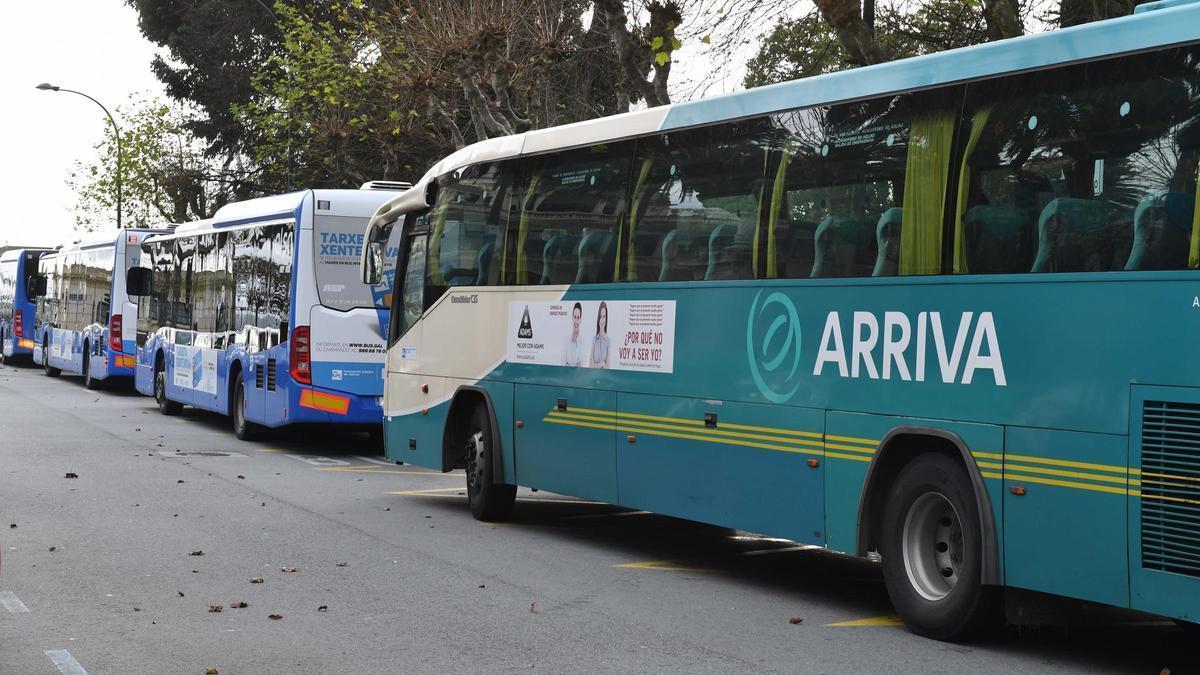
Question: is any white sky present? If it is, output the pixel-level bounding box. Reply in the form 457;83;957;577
0;0;164;249
0;1;777;252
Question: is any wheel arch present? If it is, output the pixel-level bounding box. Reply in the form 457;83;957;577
442;385;506;483
855;425;1001;586
227;358;245;416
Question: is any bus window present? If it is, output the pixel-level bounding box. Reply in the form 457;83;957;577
769;89;958;278
398;232;427;340
629;120;772;282
424;161;513;299
955;45;1200;274
511;144;631;285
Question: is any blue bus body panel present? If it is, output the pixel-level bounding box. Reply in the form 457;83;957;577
2;253;41;359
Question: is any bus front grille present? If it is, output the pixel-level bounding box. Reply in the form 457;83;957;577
1141;400;1200;578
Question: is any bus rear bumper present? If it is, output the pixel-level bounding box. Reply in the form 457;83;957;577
282;384;382;427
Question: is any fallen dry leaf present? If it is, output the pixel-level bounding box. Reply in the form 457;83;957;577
335;561;347;567
190;550;204;556
237;475;245;480
231;601;248;609
317;605;328;612
64;472;78;479
250;577;264;584
281;566;298;573
206;669;219;674
788;617;804;625
268;613;283;620
177;480;185;484
208;604;223;613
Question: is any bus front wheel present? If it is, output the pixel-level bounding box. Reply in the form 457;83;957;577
465;405;515;522
232;371;263;441
879;453;998;641
43;340;60;378
155;367;182;415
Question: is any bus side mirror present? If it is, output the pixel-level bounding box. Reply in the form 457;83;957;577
127;267;153;296
362;241;384;286
26;274;46;298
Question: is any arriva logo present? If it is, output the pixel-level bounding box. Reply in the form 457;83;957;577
746;290;803;403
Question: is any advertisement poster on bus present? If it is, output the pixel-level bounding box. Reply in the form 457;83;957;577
506;300;675;373
172;344;218;395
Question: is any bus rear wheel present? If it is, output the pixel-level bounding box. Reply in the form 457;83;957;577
232;371;263;441
155;367;182;415
879;453;998;641
464;405;515;522
43;340;60;378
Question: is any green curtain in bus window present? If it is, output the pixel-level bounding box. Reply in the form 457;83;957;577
752;147;769;278
766;145;795;279
1189;169;1200;268
953;107;992;273
425;194;451;287
899;111;956;275
624;158;654;281
514;171;542;284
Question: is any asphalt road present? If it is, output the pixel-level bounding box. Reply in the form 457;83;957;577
0;362;1196;675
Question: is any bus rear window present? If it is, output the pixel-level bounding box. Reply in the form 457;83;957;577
315;215;401;311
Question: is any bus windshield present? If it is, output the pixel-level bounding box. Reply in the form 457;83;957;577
315;215;401;311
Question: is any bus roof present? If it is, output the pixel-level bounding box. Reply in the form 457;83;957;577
54;229;169;255
147;189;403;244
0;248;52;263
368;0;1200;228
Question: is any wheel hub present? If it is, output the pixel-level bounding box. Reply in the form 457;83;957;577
901;491;964;602
465;431;485;491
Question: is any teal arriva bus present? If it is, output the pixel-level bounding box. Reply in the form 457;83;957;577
360;0;1200;639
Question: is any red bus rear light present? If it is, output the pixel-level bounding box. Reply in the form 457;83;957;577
13;310;22;338
109;314;123;352
289;326;311;384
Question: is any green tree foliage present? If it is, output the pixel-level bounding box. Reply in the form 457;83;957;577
67;95;256;231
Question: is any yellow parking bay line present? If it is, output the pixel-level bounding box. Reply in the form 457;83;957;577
387;487;466;496
613;559;715;573
317;466;457;476
825;615;904;627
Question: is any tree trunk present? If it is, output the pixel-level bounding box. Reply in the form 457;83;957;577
982;0;1023;40
812;0;889;66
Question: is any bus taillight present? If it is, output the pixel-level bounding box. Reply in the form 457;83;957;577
109;314;123;352
290;326;311;384
13;310;22;338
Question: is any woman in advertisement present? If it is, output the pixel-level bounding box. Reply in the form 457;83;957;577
590;301;610;368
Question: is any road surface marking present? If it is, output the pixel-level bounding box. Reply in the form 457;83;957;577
0;591;29;612
285;454;350;467
353;455;396;466
317;466;455;476
46;650;88;675
387;487;466;495
826;615;904;627
613;560;715;573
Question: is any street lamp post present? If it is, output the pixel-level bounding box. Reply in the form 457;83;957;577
37;83;123;230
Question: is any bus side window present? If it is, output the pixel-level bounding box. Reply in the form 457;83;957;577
954;44;1200;274
424;161;514;296
629;122;769;282
510;143;632;285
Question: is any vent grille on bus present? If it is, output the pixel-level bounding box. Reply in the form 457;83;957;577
255;362;265;389
359;180;412;192
1141;400;1200;578
267;359;277;392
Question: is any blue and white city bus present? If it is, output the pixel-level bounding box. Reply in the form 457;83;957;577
361;1;1200;640
129;186;405;440
31;230;166;388
0;248;51;364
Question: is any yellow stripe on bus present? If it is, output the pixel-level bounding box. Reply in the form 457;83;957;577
545;411;826;450
561;406;824;439
975;460;1132;486
543;416;825;457
1002;472;1129;496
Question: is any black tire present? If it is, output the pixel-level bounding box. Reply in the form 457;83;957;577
43;339;61;377
232;371;263;441
155;366;182;415
0;329;7;366
367;426;385;452
879;453;999;641
464;405;516;521
83;347;101;390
